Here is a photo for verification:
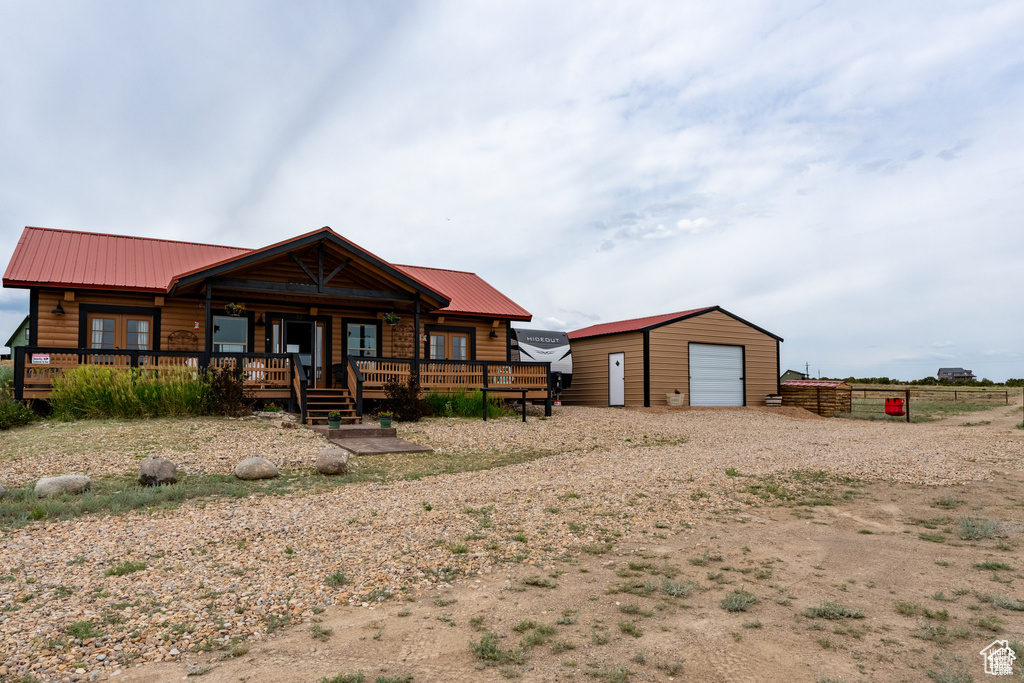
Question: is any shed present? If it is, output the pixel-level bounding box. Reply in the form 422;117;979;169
780;380;852;416
560;306;782;407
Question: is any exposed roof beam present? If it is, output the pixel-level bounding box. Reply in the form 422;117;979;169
211;277;416;301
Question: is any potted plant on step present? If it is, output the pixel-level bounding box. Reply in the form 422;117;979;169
327;410;342;429
378;411;393;428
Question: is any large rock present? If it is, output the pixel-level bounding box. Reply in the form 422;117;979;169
138;457;178;487
316;447;350;475
234;457;279;480
35;475;91;498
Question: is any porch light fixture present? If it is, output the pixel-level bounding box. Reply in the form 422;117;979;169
51;301;65;316
489;329;498;338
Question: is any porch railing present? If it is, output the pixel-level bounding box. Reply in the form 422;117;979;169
13;347;294;400
345;356;552;417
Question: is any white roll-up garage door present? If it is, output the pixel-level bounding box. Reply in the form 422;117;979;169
689;343;744;406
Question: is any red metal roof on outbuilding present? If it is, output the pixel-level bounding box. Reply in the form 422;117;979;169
3;227;246;292
568;307;714;340
394;265;532;320
781;380;848;388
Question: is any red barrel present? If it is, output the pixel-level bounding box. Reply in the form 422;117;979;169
884;398;905;416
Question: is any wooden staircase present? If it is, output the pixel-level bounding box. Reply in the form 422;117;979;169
304;387;360;425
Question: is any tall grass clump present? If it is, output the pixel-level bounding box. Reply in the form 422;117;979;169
422;389;515;418
48;365;249;420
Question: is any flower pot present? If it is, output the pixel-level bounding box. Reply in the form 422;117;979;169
379;417;392;428
327;419;341;429
665;394;685;407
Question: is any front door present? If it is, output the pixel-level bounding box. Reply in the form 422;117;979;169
608;352;625;406
284;321;315;388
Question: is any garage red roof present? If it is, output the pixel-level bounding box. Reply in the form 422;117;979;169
3;227;246;292
394;265;532;320
569;308;714;339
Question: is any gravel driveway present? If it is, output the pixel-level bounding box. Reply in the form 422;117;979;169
1;405;1021;681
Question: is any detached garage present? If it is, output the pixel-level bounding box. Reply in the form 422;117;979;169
560;306;782;407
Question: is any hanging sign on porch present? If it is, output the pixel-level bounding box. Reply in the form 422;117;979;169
31;353;50;364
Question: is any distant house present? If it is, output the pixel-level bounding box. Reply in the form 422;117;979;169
3;315;30;358
780;369;808;382
937;367;975;382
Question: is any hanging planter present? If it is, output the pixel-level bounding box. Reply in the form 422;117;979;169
382;312;401;327
224;302;246;317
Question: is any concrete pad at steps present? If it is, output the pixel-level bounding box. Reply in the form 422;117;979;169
309;424;397;439
329;437;433;456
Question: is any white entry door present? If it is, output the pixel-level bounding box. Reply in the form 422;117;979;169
608;352;625;406
689;343;744;406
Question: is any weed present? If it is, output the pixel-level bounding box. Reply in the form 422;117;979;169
66;620;102;640
933;497;964;510
263;613;290;634
804;602;865;620
470;632;524;666
550;639;576;654
992;595;1024;611
895;601;920;616
857;529;874;535
319;673;365;683
520;575;556;589
556;609;579;625
309;624;333;641
619;604;653;617
421;502;432;511
513;620;537;633
688;550;721;567
743;620;762;628
104;560;146;576
325;570;348;587
974;561;1012;571
973;614;1004;631
918;533;945;543
720;589;759;612
960;517;999;540
926;655;973;683
913;623;970;645
591;626;611;645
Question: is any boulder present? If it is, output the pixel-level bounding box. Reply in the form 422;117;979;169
316;447;350;475
35;475;91;498
234;457;279;480
138;457;178;487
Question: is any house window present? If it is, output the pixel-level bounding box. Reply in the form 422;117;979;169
346;323;378;357
429;331;471;361
213;316;247;353
88;314;153;350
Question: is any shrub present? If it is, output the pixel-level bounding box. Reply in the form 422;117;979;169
421;389;514;419
959;517;998;540
204;367;253;416
804;602;865;619
383;376;430;422
0;399;35;430
47;365;254;420
720;589;759;612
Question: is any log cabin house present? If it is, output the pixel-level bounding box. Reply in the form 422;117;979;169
3;226;552;423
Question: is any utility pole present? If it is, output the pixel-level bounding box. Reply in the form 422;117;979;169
805;362;809;379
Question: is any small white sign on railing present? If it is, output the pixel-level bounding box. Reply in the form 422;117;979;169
31;354;50;365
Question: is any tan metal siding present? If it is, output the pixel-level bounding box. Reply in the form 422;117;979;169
649;310;778;406
561;332;643;406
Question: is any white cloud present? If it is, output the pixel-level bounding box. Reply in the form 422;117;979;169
1;1;1023;377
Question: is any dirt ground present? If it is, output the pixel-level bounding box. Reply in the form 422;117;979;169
114;405;1024;683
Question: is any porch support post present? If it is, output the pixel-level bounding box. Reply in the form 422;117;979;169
413;298;420;381
204;280;213;359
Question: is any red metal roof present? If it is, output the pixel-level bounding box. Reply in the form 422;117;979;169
568;307;714;339
781;380;848;388
3;227;246;292
3;226;532;320
394;264;532;320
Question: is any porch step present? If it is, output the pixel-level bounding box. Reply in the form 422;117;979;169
304;387;359;425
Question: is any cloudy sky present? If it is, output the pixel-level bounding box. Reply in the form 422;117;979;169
2;1;1022;380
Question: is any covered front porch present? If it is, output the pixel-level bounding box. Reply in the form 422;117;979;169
12;347;552;421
